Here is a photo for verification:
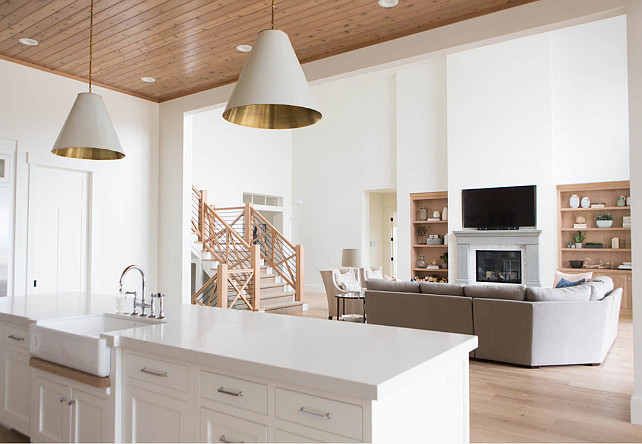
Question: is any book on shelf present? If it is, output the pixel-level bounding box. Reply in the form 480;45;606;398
618;265;632;270
425;265;440;270
590;203;606;208
573;223;587;229
623;216;631;228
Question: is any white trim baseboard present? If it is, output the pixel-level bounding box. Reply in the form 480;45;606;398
305;283;325;294
631;395;642;425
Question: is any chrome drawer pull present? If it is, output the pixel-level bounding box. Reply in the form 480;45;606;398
7;334;24;341
219;435;244;443
217;387;244;397
299;406;332;420
140;367;168;377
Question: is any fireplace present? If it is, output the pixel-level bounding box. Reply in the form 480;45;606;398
476;250;522;284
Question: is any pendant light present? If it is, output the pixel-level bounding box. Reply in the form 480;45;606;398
223;0;322;129
51;0;124;160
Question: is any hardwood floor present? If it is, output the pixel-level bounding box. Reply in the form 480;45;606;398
294;292;642;442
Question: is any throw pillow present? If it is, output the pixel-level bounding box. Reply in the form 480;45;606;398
526;285;591;302
335;270;360;291
553;270;593;288
556;277;585;288
365;269;384;280
584;276;615;301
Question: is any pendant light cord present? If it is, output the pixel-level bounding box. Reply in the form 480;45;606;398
271;0;275;30
88;0;94;93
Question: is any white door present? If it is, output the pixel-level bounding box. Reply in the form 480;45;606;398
32;374;71;443
385;210;398;278
125;385;190;443
70;387;109;443
28;166;89;295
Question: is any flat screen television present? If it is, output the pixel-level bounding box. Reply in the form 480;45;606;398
462;185;536;230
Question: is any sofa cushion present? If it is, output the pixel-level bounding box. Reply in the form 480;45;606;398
584;276;614;301
553;270;593;288
556;277;586;288
367;279;420;293
526;285;591;302
419;282;465;296
464;284;526;301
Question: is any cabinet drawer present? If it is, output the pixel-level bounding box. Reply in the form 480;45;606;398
201;371;267;415
200;408;267;443
275;429;321;443
275;388;362;441
2;325;29;350
125;352;189;393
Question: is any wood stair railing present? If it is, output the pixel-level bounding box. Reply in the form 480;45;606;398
191;186;304;310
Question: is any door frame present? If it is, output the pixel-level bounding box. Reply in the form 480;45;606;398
0;140;16;298
25;153;106;296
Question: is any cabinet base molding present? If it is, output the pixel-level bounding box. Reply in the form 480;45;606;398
29;357;111;389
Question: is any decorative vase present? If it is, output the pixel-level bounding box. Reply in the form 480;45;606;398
417;256;426;268
432;210;440;219
581;197;591;208
569;195;580;208
575;243;583;249
418;207;428;221
442;206;448;221
596;220;613;228
617;195;626;207
575;215;586;224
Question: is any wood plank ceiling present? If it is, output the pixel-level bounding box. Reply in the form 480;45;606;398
0;0;538;102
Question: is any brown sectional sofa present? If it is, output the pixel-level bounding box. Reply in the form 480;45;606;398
365;278;622;367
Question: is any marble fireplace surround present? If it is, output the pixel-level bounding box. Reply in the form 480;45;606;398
453;230;542;287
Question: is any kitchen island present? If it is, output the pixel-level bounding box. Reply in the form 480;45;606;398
0;293;477;443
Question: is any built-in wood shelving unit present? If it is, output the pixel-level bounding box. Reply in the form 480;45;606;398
557;181;632;314
410;192;449;282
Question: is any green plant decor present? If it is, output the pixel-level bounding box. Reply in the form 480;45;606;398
573;231;586;243
596;213;614;221
440;252;448;266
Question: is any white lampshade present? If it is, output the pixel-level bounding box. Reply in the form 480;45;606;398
342;249;367;268
51;92;125;160
223;29;322;129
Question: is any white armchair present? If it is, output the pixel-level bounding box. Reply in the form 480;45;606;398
320;268;365;320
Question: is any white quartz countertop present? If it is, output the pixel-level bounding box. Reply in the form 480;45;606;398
0;292;477;400
0;292;118;326
103;303;477;400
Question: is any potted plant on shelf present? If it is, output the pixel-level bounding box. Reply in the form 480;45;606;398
574;231;586;249
596;213;614;228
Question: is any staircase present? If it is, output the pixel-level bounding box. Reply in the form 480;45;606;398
191;187;306;314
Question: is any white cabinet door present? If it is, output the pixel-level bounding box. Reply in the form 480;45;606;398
200;408;267;443
0;347;30;435
32;374;70;443
125;385;189;443
70;387;109;443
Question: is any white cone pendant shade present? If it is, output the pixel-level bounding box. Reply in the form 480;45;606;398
223;29;322;129
52;92;125;160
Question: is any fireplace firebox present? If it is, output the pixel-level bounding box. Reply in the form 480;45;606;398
476;250;522;284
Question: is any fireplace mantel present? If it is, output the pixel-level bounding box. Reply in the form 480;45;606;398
453;229;541;287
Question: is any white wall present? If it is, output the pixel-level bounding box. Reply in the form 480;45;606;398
191;107;293;237
395;60;448;280
447;16;629;288
551;16;630;184
292;73;396;290
0;59;159;296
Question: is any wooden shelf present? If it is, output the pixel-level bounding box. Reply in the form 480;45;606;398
413;220;448;224
560;206;630;212
557;181;632;314
558;267;631;274
414;268;448;272
561;248;631;252
561;228;630;232
413;244;447;248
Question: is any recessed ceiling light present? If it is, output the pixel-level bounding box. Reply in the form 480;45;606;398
18;38;38;46
141;77;156;83
378;0;398;7
236;44;252;53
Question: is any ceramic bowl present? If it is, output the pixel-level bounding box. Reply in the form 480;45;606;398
596;220;613;228
569;260;584;269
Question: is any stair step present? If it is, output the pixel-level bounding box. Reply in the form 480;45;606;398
263;301;306;314
260;291;296;304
